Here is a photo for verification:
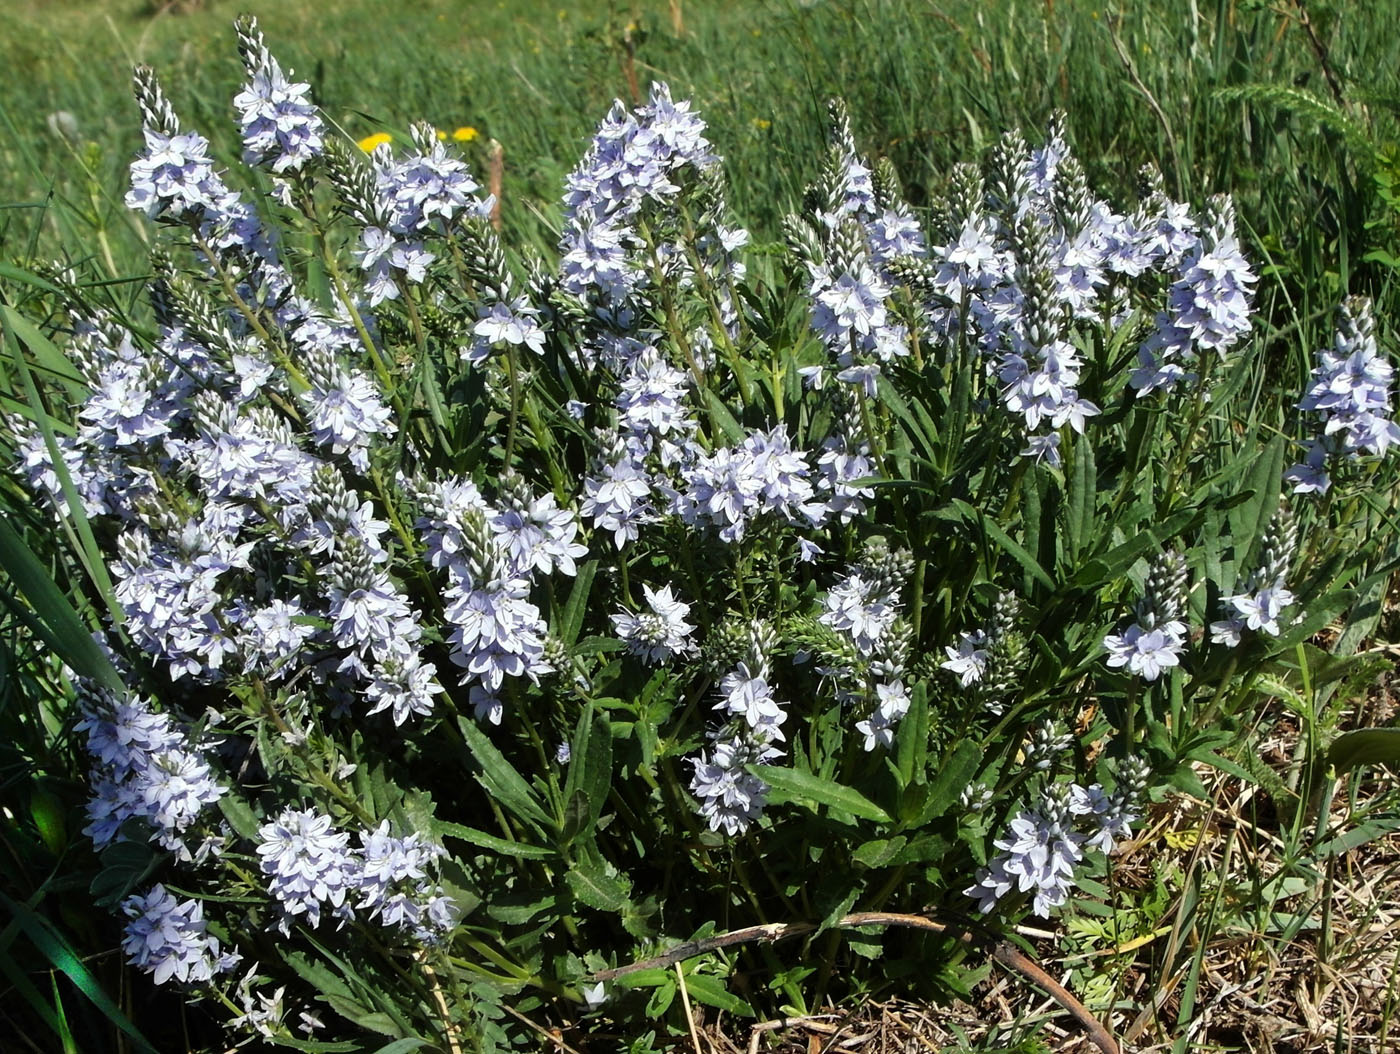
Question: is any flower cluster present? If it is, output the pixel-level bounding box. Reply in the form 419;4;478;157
1103;549;1189;682
1133;196;1256;394
233;15;324;174
11;21;1382;1039
256;809;455;940
77;688;224;860
1286;297;1400;494
689;619;788;835
613;584;696;663
122;885;241;985
965;758;1149;918
1210;504;1298;647
941;591;1027;715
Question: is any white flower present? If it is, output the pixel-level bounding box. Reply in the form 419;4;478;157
1103;620;1187;681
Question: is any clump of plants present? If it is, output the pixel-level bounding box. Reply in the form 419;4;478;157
5;16;1397;1051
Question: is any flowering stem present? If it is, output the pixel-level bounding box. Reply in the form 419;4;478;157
191;232;303;387
503;343;521;467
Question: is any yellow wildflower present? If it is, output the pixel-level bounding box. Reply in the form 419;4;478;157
357;132;392;153
453;126;479;143
752;118;771;131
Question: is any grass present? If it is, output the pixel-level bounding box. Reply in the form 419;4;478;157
3;0;1400;1051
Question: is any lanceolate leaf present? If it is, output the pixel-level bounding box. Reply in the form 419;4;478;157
755;766;891;824
456;716;555;830
0;515;122;692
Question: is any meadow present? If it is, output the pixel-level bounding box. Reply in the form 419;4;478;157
2;1;1400;1052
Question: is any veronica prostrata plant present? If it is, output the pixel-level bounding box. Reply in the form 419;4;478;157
4;17;1397;1051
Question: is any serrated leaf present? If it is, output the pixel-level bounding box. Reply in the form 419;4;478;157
371;1040;433;1054
457;716;554;829
703;389;746;442
755;766;891;824
485;892;558;926
1228;433;1286;570
436;822;555;859
217;794;261;841
912;739;981;827
560;703;612;846
645;979;677;1016
950;499;1054;591
321;995;403;1038
90;840;158;908
894;682;928;790
565;858;631;913
852;836;907;869
1065;431;1096;565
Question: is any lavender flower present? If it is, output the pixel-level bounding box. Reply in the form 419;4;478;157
256;808;359;934
612;584;696;664
1286;297;1400;493
855;681;911;751
965;776;1141;919
689;734;775;837
122;885;240;985
1133;196;1255;395
1103;621;1187;681
234;16;325;174
820;572;897;656
78;690;224;858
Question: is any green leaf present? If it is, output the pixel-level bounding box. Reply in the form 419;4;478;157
702;390;746;443
894;682;928;790
950;499;1054;591
852;836;907;869
1228;433;1286;570
1328;728;1400;774
371;1040;434;1054
565;856;632;913
321;995;403;1038
1312;815;1400;858
911;739;981;827
681;972;754;1016
755;766;891;824
0;305;85;389
0;892;158;1053
485;892;558;926
557;560;597;646
436;822;555;859
457;716;554;829
90;840;158;908
0;515;122;692
1065;431;1096;565
218;793;262;841
1069;506;1204;591
560;702;613;845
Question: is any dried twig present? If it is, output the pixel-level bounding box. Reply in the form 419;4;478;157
1291;0;1346;109
591;911;1119;1054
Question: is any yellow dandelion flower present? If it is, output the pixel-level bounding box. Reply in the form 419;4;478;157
453;126;479;143
436;130;447;141
357;132;392;153
752;118;771;131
